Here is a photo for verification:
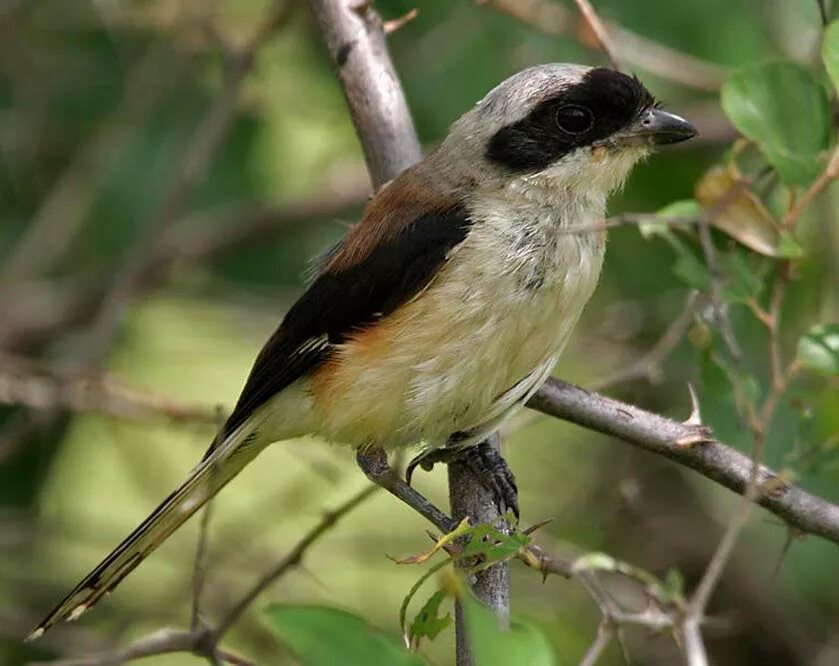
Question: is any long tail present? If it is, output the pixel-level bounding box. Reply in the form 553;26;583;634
29;420;265;640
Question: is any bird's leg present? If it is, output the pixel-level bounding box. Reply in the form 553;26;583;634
356;447;458;533
406;437;519;519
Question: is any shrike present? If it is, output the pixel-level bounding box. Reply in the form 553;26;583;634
32;63;695;637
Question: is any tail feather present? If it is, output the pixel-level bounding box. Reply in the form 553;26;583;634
29;422;264;640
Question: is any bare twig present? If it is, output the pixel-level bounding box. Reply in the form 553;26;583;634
783;143;839;228
0;170;369;354
214;484;378;636
83;0;297;363
153;167;370;268
192;409;227;632
29;628;254;666
696;202;743;363
33;486;378;665
0;357;218;425
571;0;619;69
590;292;699;391
527;378;839;544
681;617;709;666
307;0;422;188
477;0;725;91
578;620;614;666
685;488;756;627
0;45;187;287
676;156;809;663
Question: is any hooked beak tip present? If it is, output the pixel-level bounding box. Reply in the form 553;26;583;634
637;108;698;145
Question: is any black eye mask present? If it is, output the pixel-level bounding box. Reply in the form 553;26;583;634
486;68;655;173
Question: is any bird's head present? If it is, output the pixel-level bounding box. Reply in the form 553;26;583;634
435;64;696;203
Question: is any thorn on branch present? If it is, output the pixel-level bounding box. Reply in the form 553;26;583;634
684;383;703;427
383;8;419;35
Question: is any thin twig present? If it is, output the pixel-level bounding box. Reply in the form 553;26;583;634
783;143;839;228
477;0;725;91
82;0;297;364
685;486;757;623
0;358;218;425
578;620;614;666
191;409;227;632
214;484;378;637
29;628;254;666
34;486;378;665
0;45;187;287
590;292;699;391
571;0;620;69
678;178;804;657
696;204;742;363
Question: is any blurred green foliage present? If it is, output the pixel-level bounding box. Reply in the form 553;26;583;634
1;0;838;665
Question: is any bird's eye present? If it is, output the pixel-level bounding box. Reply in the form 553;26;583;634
554;105;594;134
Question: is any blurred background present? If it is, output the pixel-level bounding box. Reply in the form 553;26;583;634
1;0;837;664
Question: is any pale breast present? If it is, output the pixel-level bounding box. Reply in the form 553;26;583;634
310;195;606;450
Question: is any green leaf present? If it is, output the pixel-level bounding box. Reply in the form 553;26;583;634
721;62;831;185
408;590;452;647
461;524;531;566
265;604;424;666
672;248;712;291
776;230;805;258
663;568;685;603
658;199;703;219
641;199;701;240
462;595;556;666
797;324;839;374
823;21;839;93
719;249;763;303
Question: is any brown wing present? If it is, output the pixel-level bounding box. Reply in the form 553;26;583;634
219;171;472;438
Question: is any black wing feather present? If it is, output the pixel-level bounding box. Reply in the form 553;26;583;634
220;204;471;437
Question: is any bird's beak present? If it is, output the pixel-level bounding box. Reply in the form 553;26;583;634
616;108;697;147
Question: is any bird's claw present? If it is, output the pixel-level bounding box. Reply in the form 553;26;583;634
406;439;519;519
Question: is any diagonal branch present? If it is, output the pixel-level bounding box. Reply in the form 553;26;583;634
527;378;839;544
478;0;725;91
32;485;379;666
82;0;298;364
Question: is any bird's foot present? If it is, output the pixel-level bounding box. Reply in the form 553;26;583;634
407;439;519;520
356;447;458;533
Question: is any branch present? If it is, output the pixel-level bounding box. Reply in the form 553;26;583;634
33;486;378;666
571;0;620;69
589;291;699;391
448;433;511;665
527;378;839;544
477;0;725;91
306;0;422;188
304;3;505;664
214;484;378;636
0;356;218;425
0;45;187;287
26;628;249;666
783;142;839;227
81;0;297;364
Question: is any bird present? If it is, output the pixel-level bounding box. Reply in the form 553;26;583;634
30;63;696;638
